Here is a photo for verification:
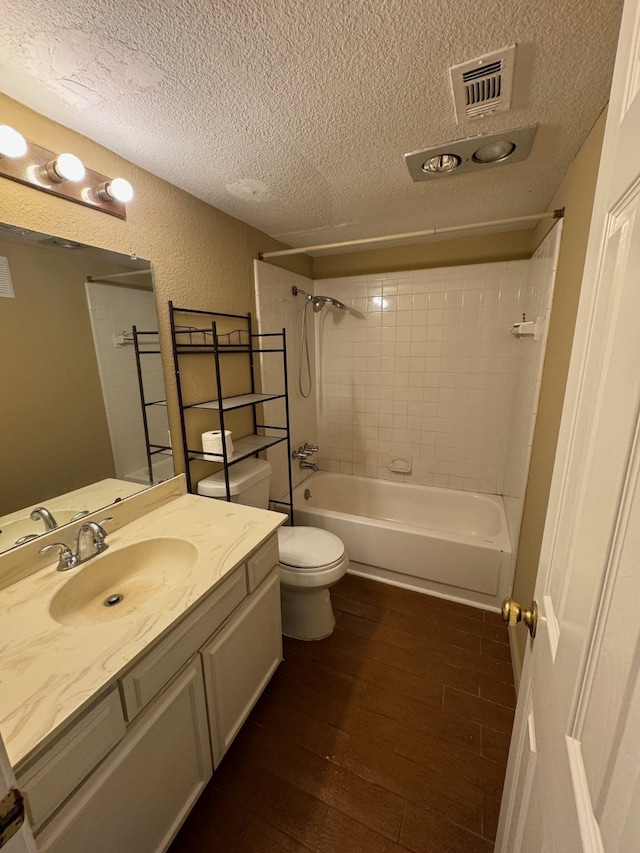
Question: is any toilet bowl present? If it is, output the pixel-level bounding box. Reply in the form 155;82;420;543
197;458;349;640
277;526;349;640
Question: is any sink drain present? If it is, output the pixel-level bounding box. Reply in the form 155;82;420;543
104;594;124;608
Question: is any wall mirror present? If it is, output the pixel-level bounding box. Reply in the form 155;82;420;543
0;222;172;555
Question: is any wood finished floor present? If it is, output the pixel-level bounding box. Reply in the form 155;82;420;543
169;574;516;853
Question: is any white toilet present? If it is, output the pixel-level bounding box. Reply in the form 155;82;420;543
197;458;349;640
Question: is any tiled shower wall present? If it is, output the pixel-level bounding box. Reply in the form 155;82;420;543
254;233;560;537
314;261;530;494
85;281;167;481
253;261;318;502
502;223;562;553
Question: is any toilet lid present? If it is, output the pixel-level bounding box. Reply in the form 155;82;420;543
277;527;345;569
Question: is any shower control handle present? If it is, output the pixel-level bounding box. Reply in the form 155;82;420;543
303;443;319;454
292;447;311;460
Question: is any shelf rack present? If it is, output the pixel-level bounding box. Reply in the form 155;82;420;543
167;302;294;520
132;326;173;485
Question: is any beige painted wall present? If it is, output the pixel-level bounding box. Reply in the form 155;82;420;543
311;229;533;278
511;109;607;667
0;238;117;514
0;94;311;487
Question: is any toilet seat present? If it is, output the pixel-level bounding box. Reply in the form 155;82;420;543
278;527;345;568
277;527;349;588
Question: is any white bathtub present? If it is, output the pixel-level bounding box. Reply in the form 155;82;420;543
293;472;512;610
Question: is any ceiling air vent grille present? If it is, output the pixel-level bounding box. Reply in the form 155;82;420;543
450;45;516;122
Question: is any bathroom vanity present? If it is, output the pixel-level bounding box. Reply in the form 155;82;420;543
0;476;285;852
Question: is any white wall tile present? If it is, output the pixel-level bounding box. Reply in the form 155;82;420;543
501;222;563;555
315;259;530;492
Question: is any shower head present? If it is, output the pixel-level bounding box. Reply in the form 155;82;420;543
314;294;348;311
292;286;348;312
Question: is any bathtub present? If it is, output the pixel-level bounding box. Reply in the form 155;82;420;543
293;472;512;610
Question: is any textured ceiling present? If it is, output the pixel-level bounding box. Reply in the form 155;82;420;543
0;0;624;249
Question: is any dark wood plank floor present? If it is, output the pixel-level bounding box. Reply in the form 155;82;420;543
169;573;516;853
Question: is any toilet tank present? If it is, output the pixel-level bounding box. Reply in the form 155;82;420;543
196;458;272;509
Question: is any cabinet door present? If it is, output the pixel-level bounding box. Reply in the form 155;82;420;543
202;571;282;766
37;658;212;853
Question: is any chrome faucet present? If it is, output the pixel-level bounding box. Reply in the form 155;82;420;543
75;520;110;562
299;460;318;471
30;506;58;531
39;517;113;571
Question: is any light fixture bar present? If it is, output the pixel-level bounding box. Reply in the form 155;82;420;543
0;136;129;219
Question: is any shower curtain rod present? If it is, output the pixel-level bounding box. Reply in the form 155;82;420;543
86;269;152;282
257;208;565;260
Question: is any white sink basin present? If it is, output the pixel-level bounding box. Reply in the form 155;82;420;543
49;538;198;627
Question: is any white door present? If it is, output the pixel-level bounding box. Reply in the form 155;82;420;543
0;735;36;853
496;0;640;848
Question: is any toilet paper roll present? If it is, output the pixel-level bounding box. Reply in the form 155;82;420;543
202;430;234;459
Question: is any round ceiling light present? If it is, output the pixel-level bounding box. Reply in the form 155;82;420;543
472;140;516;164
422;154;461;174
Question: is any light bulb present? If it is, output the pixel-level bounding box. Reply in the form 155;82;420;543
472;140;516;164
421;154;461;174
52;153;85;182
106;178;134;202
0;125;27;158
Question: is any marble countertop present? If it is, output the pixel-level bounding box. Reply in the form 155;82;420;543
0;493;285;768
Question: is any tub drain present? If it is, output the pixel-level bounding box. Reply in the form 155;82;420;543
104;593;124;607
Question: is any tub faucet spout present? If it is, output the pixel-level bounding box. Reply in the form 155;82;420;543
299;460;318;471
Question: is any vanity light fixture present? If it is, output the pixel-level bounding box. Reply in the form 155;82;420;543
0;124;134;219
45;152;86;183
0;124;27;158
96;177;134;203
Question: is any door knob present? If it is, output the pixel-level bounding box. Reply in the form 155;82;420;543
501;597;538;638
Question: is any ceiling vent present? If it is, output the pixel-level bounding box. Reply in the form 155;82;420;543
449;45;517;122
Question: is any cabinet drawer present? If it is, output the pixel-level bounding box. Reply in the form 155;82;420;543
120;567;247;721
17;687;125;832
246;534;279;591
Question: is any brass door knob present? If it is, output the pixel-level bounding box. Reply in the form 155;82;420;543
501;597;538;638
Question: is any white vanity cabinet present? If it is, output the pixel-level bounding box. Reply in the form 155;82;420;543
14;533;282;853
202;569;282;766
36;657;211;853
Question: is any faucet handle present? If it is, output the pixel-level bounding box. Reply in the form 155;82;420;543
303;443;319;453
70;510;90;522
97;517;113;530
292;447;311;460
40;542;77;571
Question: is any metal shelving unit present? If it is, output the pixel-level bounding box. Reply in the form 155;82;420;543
132;326;173;485
167;302;294;520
